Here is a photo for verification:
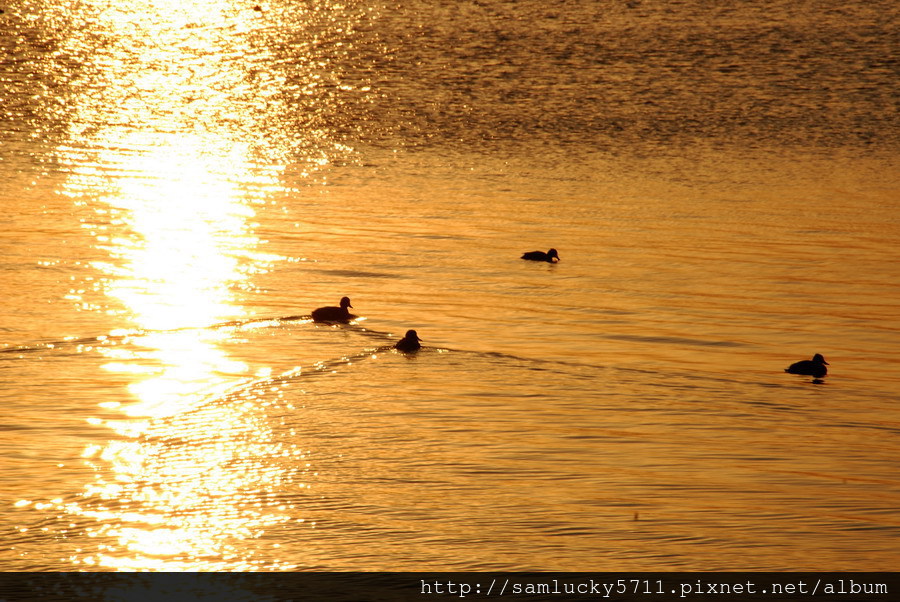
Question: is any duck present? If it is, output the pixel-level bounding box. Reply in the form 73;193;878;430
394;329;422;353
311;296;356;323
785;353;829;378
521;248;560;263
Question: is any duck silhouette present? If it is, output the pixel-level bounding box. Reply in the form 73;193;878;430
394;329;422;352
311;296;356;323
785;353;829;378
521;248;559;263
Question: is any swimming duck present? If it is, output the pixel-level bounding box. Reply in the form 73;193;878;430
521;248;560;263
311;296;356;323
785;353;829;378
394;329;422;353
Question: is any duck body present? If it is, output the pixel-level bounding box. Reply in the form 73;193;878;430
394;329;422;352
785;353;829;378
311;296;356;323
521;248;560;263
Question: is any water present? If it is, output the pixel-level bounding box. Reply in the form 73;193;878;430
1;0;899;572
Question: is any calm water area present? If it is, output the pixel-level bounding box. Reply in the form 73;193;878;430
1;0;898;571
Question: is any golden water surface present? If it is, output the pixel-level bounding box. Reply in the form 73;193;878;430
1;0;898;571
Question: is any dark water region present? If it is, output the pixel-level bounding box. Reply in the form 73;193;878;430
1;0;899;572
2;0;898;159
358;0;899;152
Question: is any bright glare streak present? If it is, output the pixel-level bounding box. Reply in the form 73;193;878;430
54;0;298;571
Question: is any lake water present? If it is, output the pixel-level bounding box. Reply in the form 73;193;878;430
1;0;898;572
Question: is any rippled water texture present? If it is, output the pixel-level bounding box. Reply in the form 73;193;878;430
1;0;898;571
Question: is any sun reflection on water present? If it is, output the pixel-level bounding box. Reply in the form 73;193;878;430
58;135;305;569
46;0;322;571
59;134;303;570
